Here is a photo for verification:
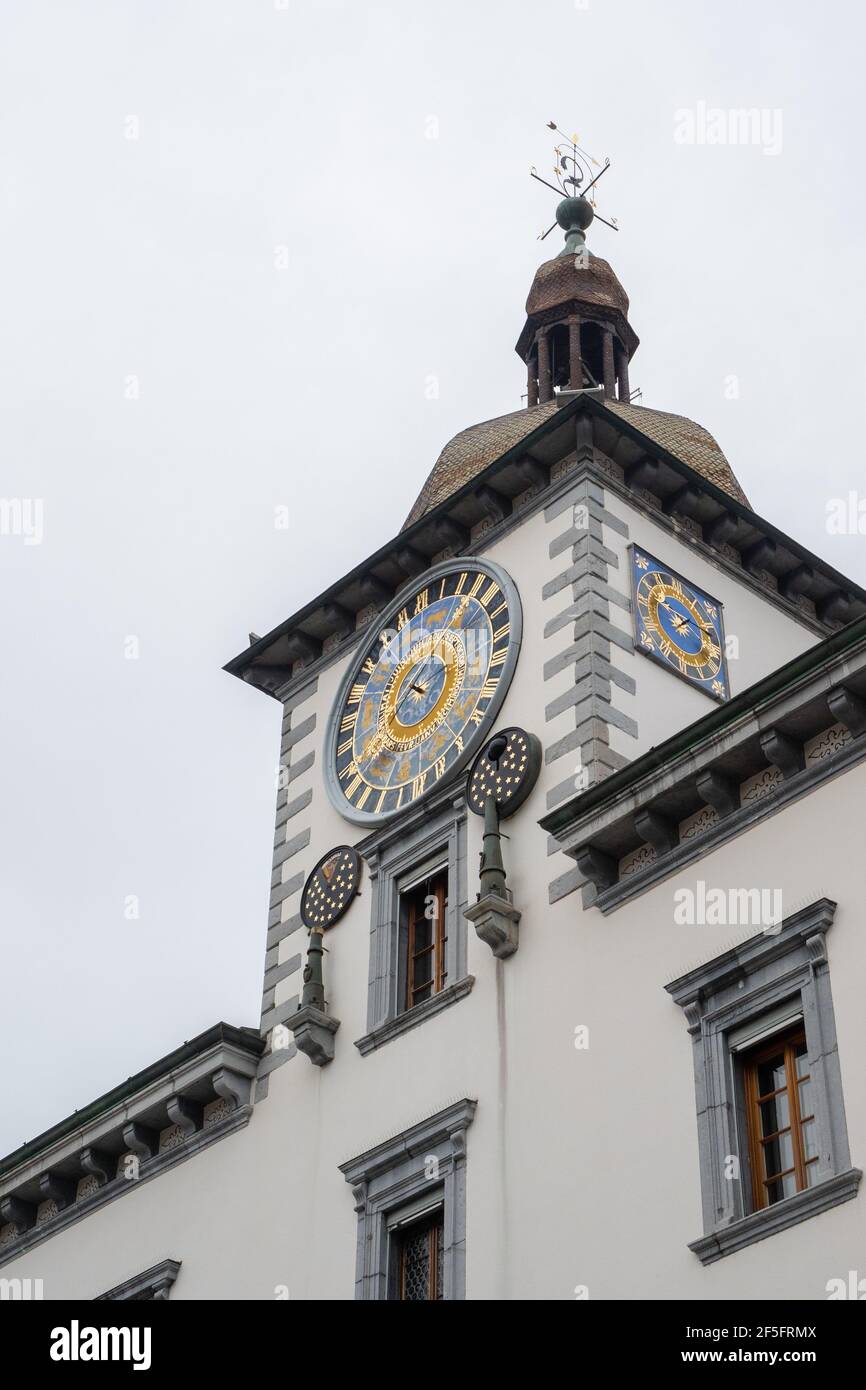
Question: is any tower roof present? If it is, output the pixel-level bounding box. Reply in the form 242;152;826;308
516;250;638;360
402;397;748;530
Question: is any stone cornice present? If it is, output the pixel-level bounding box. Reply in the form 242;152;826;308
225;395;866;702
542;618;866;912
0;1023;263;1266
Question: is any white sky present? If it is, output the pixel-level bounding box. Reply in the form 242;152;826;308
1;0;864;1154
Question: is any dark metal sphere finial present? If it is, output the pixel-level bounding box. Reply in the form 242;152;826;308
530;122;618;253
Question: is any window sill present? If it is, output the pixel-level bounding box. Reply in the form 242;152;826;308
689;1167;862;1266
355;976;475;1057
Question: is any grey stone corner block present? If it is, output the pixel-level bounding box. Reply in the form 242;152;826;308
464;892;521;959
286;1005;341;1067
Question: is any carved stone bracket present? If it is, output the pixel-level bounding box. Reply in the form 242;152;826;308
122;1122;158;1160
80;1147;114;1188
166;1096;204;1137
38;1173;76;1210
464;892;521;959
286;1005;341;1067
759;727;805;779
574;843;617;892
696;768;740;817
634;807;679;854
212;1067;253;1112
827;685;866;737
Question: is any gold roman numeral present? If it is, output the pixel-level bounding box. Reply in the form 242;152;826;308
480;580;500;607
340;711;357;733
434;757;447;780
362;657;376;675
488;600;507;621
489;649;508;668
346;774;363;798
337;738;353;757
414;589;429;614
454;572;468;595
397;607;410;629
347;684;366;705
356;785;372;810
411;773;428;799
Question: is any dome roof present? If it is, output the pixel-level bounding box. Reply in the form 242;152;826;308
401;398;748;530
526;251;630;319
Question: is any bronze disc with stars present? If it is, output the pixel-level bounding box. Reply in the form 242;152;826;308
466;727;542;819
300;846;362;930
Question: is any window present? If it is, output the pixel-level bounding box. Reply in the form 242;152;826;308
339;1098;475;1301
403;869;448;1010
665;898;861;1264
355;788;473;1056
96;1259;181;1301
743;1027;818;1210
393;1208;444;1301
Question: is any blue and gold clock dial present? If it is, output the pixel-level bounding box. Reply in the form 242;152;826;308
631;546;729;701
326;559;522;825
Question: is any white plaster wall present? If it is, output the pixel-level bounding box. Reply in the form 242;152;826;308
5;487;861;1301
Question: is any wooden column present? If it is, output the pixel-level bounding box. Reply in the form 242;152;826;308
537;331;552;403
527;357;538;407
616;345;630;402
602;329;616;398
568;316;583;390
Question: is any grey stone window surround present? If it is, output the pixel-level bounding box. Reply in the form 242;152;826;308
355;787;473;1057
338;1098;476;1300
96;1259;181;1301
665;899;861;1265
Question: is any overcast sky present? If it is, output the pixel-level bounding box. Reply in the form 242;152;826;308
1;0;864;1155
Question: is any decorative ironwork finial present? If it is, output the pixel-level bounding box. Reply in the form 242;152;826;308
530;121;619;255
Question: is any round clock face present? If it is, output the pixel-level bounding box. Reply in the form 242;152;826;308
326;559;522;825
635;566;724;687
300;846;361;929
466;727;542;819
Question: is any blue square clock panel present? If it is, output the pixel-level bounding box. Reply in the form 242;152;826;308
630;546;730;701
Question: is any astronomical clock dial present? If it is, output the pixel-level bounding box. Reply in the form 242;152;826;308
631;546;730;701
466;727;542;819
300;846;361;930
326;559;522;825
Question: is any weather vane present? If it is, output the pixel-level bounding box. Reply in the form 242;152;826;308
530;121;619;255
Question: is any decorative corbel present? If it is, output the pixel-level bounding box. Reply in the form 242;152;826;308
696;768;740;817
286;927;340;1066
166;1096;203;1137
474;484;512;525
759;727;804;779
0;1195;36;1237
703;511;739;548
779;563;814;601
80;1146;114;1188
634;807;679;855
212;1068;253;1112
573;843;617;894
827;684;866;737
122;1123;158;1160
38;1173;76;1210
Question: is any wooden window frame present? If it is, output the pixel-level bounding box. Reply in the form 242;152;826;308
743;1026;817;1213
395;1209;444;1302
403;869;448;1011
